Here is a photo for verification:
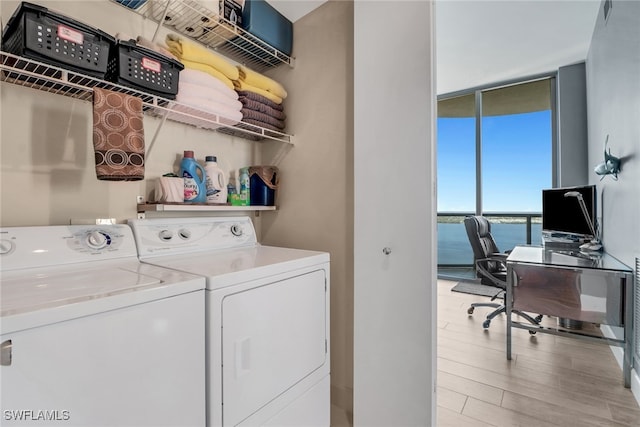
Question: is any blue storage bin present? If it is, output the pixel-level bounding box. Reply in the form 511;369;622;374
249;166;278;206
241;0;293;56
115;0;147;10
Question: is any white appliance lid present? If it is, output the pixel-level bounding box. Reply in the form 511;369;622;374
142;245;329;290
1;260;206;334
1;262;161;317
1;224;207;334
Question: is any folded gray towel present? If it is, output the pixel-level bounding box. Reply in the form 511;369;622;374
238;96;286;120
241;108;285;130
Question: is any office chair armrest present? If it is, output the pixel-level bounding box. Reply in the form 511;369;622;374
475;255;508;289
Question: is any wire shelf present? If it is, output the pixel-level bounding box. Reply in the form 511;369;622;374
119;0;294;71
0;51;293;145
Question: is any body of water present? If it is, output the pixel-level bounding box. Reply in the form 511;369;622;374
438;222;542;265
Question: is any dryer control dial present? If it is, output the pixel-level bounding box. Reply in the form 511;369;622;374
230;224;243;237
86;231;109;249
159;230;174;241
0;239;15;255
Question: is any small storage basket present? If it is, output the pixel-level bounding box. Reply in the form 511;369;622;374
106;40;184;99
1;2;116;78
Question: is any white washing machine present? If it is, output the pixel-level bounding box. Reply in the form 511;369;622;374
0;224;206;427
128;217;330;427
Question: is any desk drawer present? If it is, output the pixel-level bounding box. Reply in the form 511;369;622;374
512;264;623;326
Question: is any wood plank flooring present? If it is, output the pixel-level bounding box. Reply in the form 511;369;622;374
437;279;640;426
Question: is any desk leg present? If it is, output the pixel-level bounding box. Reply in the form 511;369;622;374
623;275;632;388
506;263;513;361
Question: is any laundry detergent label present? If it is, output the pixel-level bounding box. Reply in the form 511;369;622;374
183;173;199;201
57;25;84;44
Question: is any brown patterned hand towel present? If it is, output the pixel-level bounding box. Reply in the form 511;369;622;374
93;88;145;181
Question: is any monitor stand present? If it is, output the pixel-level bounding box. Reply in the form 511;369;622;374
541;231;585;250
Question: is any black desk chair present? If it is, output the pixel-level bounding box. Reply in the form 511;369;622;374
463;216;542;329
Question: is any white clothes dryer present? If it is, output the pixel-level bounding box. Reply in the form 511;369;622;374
0;224;206;427
128;217;330;427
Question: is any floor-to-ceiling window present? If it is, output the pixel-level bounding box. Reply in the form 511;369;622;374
437;93;476;270
437;76;555;280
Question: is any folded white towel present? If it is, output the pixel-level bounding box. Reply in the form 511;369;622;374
178;81;242;111
179;68;238;100
174;94;243;123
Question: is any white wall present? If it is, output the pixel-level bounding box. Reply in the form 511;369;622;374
353;1;436;425
0;0;258;226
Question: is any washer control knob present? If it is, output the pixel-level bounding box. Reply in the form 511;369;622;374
178;229;191;240
87;231;108;249
159;230;174;241
0;239;14;254
230;224;243;237
382;247;392;255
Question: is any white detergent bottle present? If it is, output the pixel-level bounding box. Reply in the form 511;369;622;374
205;156;228;204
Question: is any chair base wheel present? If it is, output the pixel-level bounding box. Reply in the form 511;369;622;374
535;314;543;323
529;330;537;335
482;320;491;328
467;307;474;314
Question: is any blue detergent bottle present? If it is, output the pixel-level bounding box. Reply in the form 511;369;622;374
179;150;207;203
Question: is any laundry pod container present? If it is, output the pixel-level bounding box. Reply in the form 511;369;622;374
249;165;278;206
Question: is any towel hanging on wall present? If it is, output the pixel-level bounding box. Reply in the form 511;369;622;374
92;88;145;181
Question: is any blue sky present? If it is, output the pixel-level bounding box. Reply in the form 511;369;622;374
437;110;552;213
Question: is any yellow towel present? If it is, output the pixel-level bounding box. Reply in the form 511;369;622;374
181;59;235;90
238;65;287;99
166;34;239;81
233;80;283;104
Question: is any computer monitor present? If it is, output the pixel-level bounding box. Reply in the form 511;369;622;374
542;185;597;239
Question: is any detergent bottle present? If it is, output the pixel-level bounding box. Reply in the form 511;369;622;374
204;156;228;204
238;167;250;206
179;150;206;203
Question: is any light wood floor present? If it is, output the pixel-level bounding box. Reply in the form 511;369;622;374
437;279;640;426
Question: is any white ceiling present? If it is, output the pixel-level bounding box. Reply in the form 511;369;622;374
266;0;602;95
436;0;601;94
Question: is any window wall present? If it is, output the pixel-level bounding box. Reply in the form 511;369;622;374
437;77;555;279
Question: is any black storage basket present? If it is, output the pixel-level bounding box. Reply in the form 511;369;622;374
1;2;116;78
106;40;184;99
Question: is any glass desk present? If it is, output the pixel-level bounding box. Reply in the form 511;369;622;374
506;245;634;387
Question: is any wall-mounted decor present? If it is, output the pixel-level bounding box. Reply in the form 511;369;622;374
594;135;622;180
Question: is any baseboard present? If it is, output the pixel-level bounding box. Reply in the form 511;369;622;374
632;369;640;405
600;324;640;406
